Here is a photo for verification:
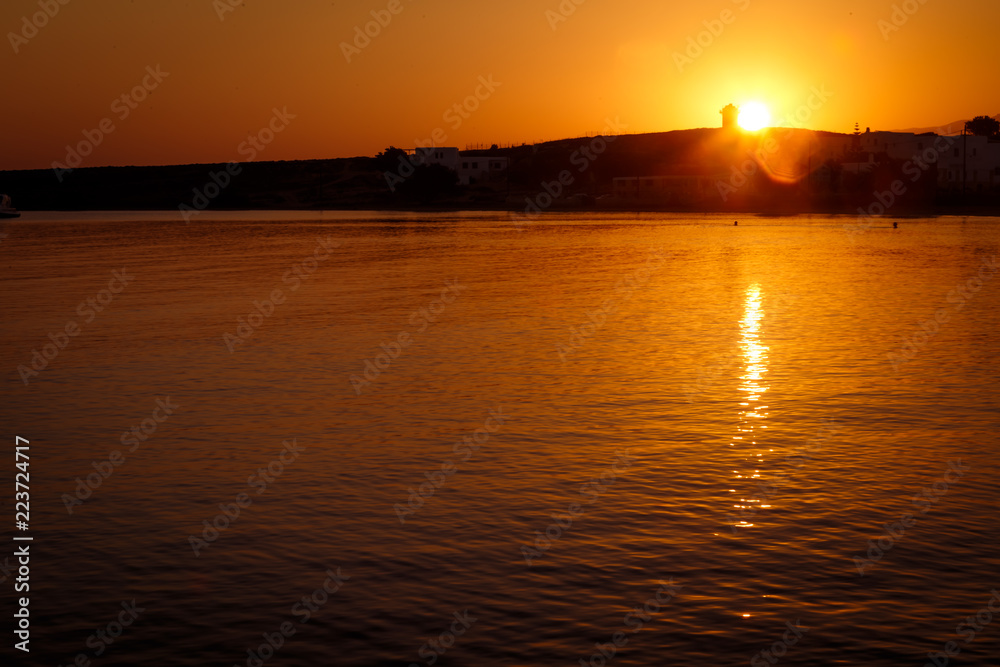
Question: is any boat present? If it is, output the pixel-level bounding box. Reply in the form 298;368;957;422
0;194;20;218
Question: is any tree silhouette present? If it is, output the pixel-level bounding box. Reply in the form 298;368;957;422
376;146;409;171
965;116;1000;138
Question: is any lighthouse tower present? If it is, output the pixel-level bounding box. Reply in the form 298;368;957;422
721;104;739;130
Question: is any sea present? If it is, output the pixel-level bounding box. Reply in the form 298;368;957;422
1;211;998;666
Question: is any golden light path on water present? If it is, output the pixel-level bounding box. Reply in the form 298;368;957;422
732;284;770;529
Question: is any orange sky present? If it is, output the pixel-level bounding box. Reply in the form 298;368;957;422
2;0;998;171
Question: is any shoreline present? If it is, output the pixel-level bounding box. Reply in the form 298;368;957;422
8;205;1000;217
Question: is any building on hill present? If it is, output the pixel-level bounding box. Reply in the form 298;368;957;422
458;154;508;185
412;147;460;172
412;146;508;186
854;130;1000;192
938;133;1000;193
859;130;939;162
721;104;739;130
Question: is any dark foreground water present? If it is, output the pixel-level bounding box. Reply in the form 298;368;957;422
1;211;998;666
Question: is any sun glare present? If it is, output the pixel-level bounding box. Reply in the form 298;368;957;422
738;102;771;131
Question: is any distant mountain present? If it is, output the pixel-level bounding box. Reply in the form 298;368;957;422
892;114;1000;135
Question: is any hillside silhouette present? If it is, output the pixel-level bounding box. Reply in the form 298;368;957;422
2;126;998;215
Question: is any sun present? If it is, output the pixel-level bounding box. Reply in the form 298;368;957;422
738;102;771;131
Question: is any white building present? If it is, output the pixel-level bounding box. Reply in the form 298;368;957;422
411;147;508;186
859;130;936;161
936;134;1000;193
412;147;460;172
458;155;508;185
856;130;1000;192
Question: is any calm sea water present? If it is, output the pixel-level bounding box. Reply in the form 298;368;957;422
1;211;998;666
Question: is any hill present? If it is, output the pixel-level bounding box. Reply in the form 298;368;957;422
2;126;998;215
892;113;1000;135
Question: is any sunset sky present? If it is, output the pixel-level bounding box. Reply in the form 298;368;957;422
2;0;998;171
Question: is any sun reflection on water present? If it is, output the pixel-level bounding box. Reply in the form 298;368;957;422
731;284;770;529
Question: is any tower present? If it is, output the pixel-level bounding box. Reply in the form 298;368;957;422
721;104;739;130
